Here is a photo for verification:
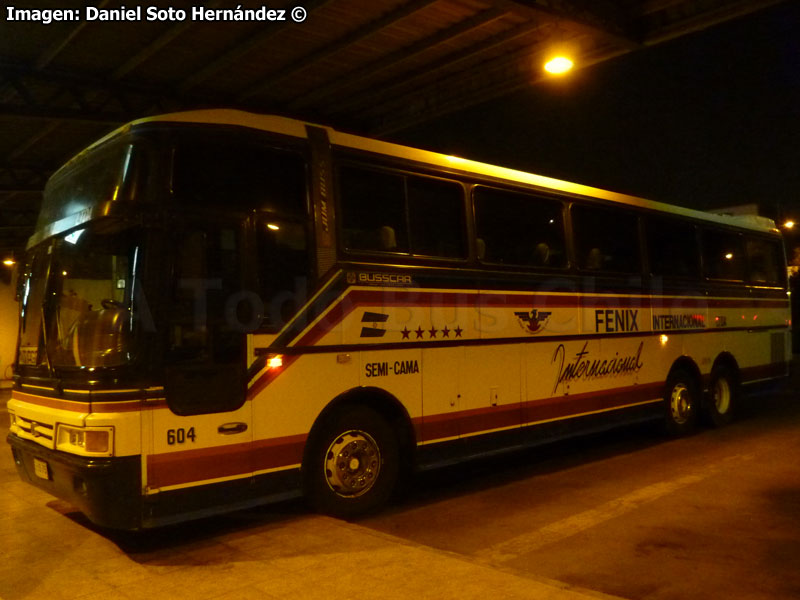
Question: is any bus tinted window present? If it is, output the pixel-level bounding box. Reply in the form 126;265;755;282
572;205;640;273
407;177;464;258
645;217;700;278
256;218;309;332
339;165;465;258
173;141;306;217
703;229;745;280
474;187;565;267
746;237;784;285
339;167;408;253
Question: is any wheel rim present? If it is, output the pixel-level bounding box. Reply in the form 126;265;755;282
324;430;381;498
714;377;731;415
670;383;694;424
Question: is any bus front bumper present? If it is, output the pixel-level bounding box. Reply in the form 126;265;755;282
7;433;142;530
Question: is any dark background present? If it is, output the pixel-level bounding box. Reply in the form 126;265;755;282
392;1;799;246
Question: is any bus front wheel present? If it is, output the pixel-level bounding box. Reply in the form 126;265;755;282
304;405;399;519
664;369;699;436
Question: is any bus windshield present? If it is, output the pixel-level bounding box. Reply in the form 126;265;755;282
37;138;141;235
18;220;143;370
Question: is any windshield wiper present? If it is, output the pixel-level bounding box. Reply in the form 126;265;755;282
38;249;57;378
39;304;55;377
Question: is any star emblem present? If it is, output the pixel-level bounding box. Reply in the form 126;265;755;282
441;326;450;337
454;326;463;338
401;327;410;339
415;326;425;339
428;326;438;338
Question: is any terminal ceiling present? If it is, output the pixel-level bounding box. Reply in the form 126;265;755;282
0;0;787;261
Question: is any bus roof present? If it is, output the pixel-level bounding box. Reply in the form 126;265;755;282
116;109;777;235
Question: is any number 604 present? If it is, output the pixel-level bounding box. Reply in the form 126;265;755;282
167;427;196;445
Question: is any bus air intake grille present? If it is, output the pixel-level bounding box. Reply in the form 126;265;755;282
15;416;55;448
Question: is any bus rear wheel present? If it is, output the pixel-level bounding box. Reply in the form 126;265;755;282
704;365;738;427
304;405;399;519
664;369;699;436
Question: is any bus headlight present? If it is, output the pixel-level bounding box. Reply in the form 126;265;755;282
56;424;113;456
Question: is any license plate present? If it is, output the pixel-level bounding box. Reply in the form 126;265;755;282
33;458;50;480
19;346;38;365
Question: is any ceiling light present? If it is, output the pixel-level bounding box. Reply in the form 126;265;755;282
544;56;574;75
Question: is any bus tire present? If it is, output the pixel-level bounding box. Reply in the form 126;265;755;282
304;405;399;519
664;369;699;436
704;365;738;427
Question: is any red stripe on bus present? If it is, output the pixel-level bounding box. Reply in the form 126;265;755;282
148;442;252;488
251;433;307;471
11;391;89;412
286;288;788;352
90;400;146;413
418;382;663;443
523;382;662;424
135;362;792;490
147;433;307;488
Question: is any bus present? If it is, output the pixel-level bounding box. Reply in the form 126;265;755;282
7;110;791;529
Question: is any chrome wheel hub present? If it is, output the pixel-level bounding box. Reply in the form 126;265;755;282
670;383;693;424
324;430;381;497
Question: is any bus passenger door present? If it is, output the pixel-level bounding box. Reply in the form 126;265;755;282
146;219;253;496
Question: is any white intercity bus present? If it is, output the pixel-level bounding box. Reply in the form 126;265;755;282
7;110;791;528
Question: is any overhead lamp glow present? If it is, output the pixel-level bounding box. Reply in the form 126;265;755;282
2;258;15;267
544;56;573;75
784;220;795;229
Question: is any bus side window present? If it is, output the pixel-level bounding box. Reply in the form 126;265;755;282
645;217;700;278
168;226;243;362
339;165;465;259
702;229;745;281
339;166;408;254
256;218;309;332
572;205;640;273
406;176;465;258
169;230;209;360
745;237;784;285
474;186;566;267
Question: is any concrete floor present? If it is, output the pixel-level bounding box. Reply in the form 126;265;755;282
2;365;799;600
362;377;800;599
